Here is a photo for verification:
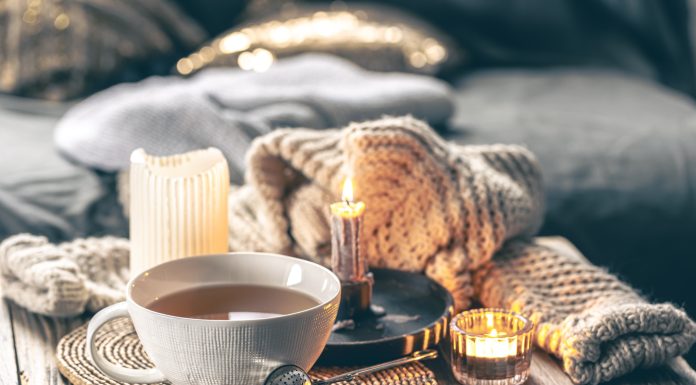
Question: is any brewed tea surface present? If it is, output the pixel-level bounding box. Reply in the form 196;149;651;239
147;284;320;320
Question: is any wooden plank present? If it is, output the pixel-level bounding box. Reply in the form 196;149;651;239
433;349;696;385
668;358;696;384
432;343;576;385
528;350;574;385
529;352;696;385
424;347;456;384
9;301;85;385
0;299;19;385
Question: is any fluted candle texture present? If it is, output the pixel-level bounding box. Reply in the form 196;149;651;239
129;148;229;277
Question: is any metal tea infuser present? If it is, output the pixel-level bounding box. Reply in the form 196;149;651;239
265;349;438;385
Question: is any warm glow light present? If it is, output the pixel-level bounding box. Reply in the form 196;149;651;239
200;46;216;62
409;52;428;68
342;178;354;202
269;25;290;46
176;58;194;75
237;48;275;72
384;26;403;43
237;51;255;71
331;178;364;218
190;53;203;69
463;312;517;358
467;334;516;359
252;48;274;72
54;13;70;30
219;32;251;54
451;309;533;384
358;25;378;42
425;44;446;63
174;10;450;76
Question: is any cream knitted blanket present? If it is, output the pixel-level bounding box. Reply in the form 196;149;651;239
0;234;128;316
0;116;694;384
228;116;545;308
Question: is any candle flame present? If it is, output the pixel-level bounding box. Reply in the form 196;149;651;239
342;178;354;202
489;328;498;337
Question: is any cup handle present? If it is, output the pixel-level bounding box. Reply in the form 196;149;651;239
86;302;166;383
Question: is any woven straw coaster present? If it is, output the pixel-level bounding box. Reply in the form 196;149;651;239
56;318;438;385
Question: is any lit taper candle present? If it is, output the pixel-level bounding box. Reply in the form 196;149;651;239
330;178;367;282
330;177;372;320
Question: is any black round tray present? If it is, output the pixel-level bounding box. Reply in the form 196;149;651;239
318;268;453;365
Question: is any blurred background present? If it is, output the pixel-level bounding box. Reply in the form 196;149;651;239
1;0;695;363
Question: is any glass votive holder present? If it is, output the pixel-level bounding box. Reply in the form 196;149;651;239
450;308;534;385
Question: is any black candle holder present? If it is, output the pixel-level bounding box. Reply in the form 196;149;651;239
336;273;373;320
320;268;453;365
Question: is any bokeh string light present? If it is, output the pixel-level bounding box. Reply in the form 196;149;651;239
177;9;455;75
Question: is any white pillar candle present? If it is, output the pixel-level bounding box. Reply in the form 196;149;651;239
129;148;229;277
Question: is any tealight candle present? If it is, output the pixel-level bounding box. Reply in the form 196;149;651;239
450;309;533;385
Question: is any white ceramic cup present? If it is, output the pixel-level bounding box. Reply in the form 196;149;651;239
87;253;341;385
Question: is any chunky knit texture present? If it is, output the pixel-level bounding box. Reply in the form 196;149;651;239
228;116;545;308
475;240;696;384
0;234;128;316
225;116;695;383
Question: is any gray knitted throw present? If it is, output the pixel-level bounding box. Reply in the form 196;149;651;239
1;116;694;384
54;54;453;183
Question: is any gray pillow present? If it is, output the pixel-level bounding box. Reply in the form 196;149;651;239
0;96;127;241
448;69;696;225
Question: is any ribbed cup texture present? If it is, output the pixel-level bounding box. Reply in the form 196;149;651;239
451;309;533;385
129;148;229;277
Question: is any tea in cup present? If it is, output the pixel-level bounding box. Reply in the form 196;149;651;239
87;252;341;385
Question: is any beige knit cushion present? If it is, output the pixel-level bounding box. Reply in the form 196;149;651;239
228;116;544;308
0;234;129;316
475;240;696;385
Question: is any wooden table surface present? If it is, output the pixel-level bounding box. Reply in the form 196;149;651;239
1;237;695;385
